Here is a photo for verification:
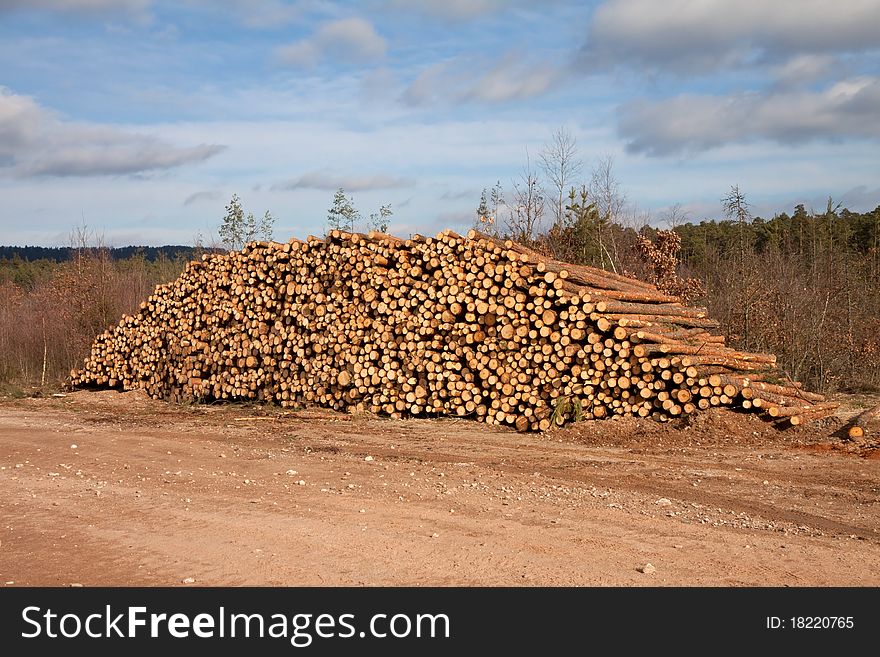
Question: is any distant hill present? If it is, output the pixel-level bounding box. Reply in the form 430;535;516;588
0;245;219;263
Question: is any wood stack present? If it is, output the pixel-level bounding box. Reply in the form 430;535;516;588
70;229;837;431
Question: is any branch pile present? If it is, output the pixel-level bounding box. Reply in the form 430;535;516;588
70;229;837;430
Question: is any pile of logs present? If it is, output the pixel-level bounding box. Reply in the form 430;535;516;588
70;229;838;431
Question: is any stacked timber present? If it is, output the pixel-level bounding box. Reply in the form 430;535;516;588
70;229;837;431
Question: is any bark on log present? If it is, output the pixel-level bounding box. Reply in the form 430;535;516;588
848;402;880;440
70;230;830;431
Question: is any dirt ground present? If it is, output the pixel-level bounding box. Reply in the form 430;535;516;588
1;389;878;586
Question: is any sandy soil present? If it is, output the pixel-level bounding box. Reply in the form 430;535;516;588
1;390;878;586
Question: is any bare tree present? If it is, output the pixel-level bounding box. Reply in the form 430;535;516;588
721;184;750;223
506;151;545;244
539;127;582;231
662;202;690;229
589;155;626;226
721;184;753;342
588;155;626;271
722;184;751;263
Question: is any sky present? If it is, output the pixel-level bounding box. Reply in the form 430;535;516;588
1;0;879;247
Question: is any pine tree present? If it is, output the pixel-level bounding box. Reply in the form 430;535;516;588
259;210;275;241
219;194;275;249
244;211;257;243
476;189;490;227
369;204;393;233
327;188;358;233
219;194;246;250
490;181;504;225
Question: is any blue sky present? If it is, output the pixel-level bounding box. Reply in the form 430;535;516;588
1;0;878;246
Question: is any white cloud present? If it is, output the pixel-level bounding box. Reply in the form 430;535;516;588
276;17;386;67
403;53;560;106
272;170;416;192
619;77;880;156
402;62;449;106
583;0;880;73
772;54;840;88
0;87;225;177
461;53;560;103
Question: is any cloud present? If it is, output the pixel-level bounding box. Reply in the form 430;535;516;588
384;0;504;21
0;0;152;19
177;1;302;29
619;77;880;156
403;53;560;106
439;189;479;201
360;67;400;103
461;53;560;103
227;0;301;28
401;62;457;107
771;54;840;88
183;189;223;206
272;170;416;192
582;0;880;74
276;17;386;67
0;87;225;177
836;185;880;211
402;63;448;106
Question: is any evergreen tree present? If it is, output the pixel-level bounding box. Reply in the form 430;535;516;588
327;188;358;233
219;194;246;250
219;194;275;249
259;210;275;241
476;189;490;227
369;204;393;233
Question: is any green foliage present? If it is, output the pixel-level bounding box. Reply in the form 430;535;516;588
219;194;245;250
550;395;585;427
369;204;393;233
474;181;504;235
674;204;880;268
259;210;275;241
219;194;274;250
540;185;611;266
476;189;490;226
327;188;359;233
490;181;504;219
672;203;880;391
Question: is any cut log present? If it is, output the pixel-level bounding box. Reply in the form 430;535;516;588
848;402;880;440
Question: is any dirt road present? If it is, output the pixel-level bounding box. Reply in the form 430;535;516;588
1;390;878;586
